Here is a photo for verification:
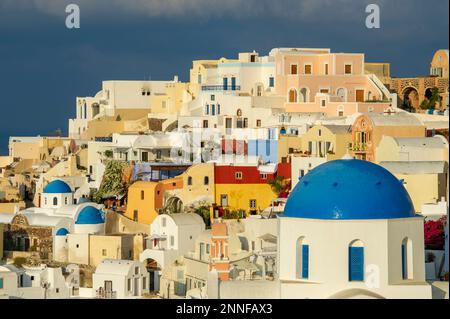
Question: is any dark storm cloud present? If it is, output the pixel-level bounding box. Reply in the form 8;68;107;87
0;0;448;154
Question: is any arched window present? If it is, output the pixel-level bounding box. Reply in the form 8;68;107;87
64;197;68;205
53;197;58;206
141;190;145;200
204;176;209;185
296;237;309;279
205;104;209;115
402;237;413;280
187;176;193;186
288;89;297;103
83;102;87;119
336;88;347;102
349;240;364;282
299;88;309;103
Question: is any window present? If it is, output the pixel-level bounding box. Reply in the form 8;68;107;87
65;197;68;205
102;249;107;256
133;210;138;222
217;104;221;115
142;278;146;290
345;64;352;74
162;217;166;227
76;244;79;248
187;176;193;186
256;119;261;127
231;77;236;90
197;74;202;84
321;100;326;107
288;89;297;103
141;190;145;200
44;198;47;205
290;64;298;75
349;240;364;282
304;64;312;74
269;77;274;88
203;120;209;128
296;237;309;279
220;194;228;207
205;104;209;115
135;267;139;275
243;118;248;128
141;152;149;162
318;129;322;137
31;276;35;281
127;278;131;291
156;150;162;160
211;104;215;116
211;95;215;101
324;63;329;75
402;237;413;280
249;199;257;209
204;176;209;185
170;236;175;247
235;172;243;180
260;173;268;180
53;197;58;206
223;78;228;90
299;88;309;103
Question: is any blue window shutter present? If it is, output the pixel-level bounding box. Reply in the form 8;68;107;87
223;78;228;90
402;244;407;279
302;245;309;279
231;77;236;90
349;247;364;281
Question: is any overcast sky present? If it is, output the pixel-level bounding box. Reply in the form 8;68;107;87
0;0;448;154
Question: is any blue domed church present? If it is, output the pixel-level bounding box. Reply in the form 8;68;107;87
277;159;431;299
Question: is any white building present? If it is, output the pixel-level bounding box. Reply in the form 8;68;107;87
139;213;205;293
92;259;149;299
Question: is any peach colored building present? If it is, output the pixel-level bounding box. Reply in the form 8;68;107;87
351;112;426;162
272;48;393;116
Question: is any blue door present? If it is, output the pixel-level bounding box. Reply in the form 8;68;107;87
231;77;236;91
349;247;364;281
302;245;309;279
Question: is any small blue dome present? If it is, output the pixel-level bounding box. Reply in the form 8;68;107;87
56;228;69;236
75;206;104;225
44;180;72;194
78;197;89;204
284;159;415;220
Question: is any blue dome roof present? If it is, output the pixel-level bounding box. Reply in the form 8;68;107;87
284;159;415;220
75;206;105;225
56;228;69;236
44;180;72;194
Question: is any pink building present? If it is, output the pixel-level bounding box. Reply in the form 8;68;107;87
271;48;393;116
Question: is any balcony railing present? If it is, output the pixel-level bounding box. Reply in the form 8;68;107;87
352;142;368;152
96;289;117;299
201;85;241;91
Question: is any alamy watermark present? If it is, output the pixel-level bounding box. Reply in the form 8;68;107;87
366;4;381;29
65;4;80;29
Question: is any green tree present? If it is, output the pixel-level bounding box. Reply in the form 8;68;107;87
93;160;127;203
268;176;285;195
420;87;441;110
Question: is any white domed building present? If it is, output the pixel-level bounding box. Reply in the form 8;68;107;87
0;179;105;263
278;159;432;299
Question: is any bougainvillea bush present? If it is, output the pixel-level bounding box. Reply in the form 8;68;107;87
424;216;447;250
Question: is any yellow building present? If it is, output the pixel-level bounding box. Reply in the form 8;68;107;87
124;181;165;225
300;125;352;160
278;134;302;163
89;234;136;267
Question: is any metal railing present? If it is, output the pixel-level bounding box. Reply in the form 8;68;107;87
96;289;117;299
201;85;241;91
352;142;368;152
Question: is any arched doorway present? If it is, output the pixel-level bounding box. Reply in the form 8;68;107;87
402;87;420;110
144;258;162;294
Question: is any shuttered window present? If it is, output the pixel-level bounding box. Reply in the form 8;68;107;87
349;246;364;281
402;243;407;279
301;245;309;279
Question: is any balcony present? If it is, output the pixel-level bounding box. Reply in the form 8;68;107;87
96;289;117;299
201;85;241;91
352;142;368;152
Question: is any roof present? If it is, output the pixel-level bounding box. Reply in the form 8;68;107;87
75;206;104;225
94;259;141;276
323;125;352;134
379;161;448;174
363;113;424;127
56;228;69;236
168;213;205;226
392;136;448;149
43;180;72;194
284;159;416;220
